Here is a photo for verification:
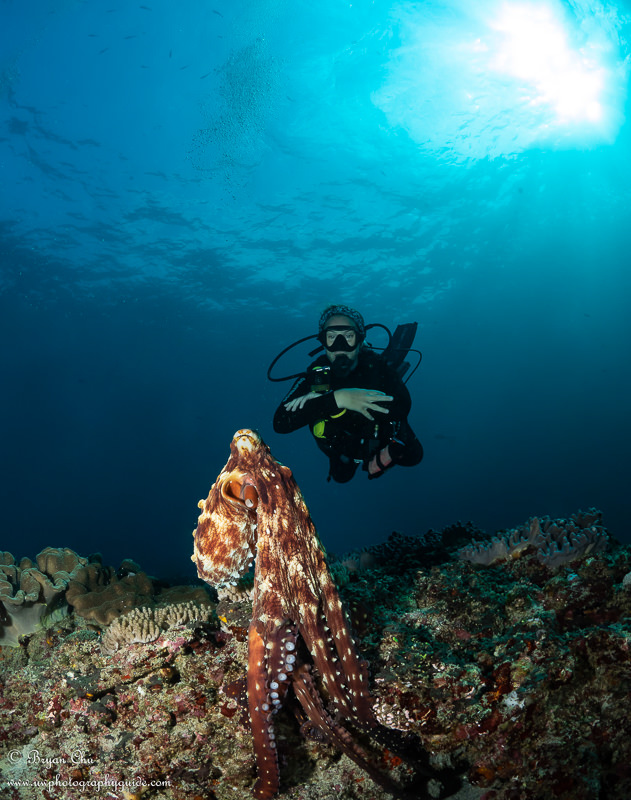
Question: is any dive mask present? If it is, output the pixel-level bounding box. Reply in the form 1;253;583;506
319;325;359;352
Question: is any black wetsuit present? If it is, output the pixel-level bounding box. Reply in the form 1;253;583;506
273;348;423;482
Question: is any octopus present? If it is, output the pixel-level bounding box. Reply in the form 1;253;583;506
192;429;432;799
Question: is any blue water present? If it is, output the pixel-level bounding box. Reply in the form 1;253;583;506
2;0;630;578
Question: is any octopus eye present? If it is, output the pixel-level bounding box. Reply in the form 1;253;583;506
225;479;259;511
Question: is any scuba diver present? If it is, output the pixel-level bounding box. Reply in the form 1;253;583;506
271;304;423;483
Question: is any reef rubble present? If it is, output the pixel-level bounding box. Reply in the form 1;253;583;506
1;514;630;800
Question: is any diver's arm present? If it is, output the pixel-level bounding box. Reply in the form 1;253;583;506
273;377;340;433
274;386;394;432
333;388;393;421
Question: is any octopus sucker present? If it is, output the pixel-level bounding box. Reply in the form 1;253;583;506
192;429;434;798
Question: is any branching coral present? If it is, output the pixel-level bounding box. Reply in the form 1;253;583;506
457;509;609;568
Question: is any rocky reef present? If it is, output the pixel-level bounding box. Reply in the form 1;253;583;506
1;514;630;800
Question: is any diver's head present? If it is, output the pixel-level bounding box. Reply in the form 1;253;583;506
318;305;365;375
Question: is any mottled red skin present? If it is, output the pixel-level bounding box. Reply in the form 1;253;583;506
192;430;396;798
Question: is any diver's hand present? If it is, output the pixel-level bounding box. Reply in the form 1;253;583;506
284;392;321;413
334;388;393;421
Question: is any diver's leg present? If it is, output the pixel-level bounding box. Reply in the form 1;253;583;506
368;421;423;477
328;453;360;483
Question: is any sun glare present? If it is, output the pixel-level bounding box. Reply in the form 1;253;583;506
373;0;627;159
489;2;606;124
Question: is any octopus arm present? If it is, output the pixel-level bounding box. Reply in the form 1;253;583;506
261;620;297;701
292;664;408;798
310;575;377;726
247;623;280;799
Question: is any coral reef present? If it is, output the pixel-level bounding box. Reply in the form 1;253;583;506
0;547;211;647
0;514;630;800
457;509;608;568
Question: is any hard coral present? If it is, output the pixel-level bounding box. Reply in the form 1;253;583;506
457;509;608;568
101;600;213;654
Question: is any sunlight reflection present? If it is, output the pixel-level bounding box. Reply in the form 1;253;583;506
373;0;629;160
489;2;606;123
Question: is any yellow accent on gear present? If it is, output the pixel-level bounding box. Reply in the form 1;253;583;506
312;409;346;439
313;420;326;438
